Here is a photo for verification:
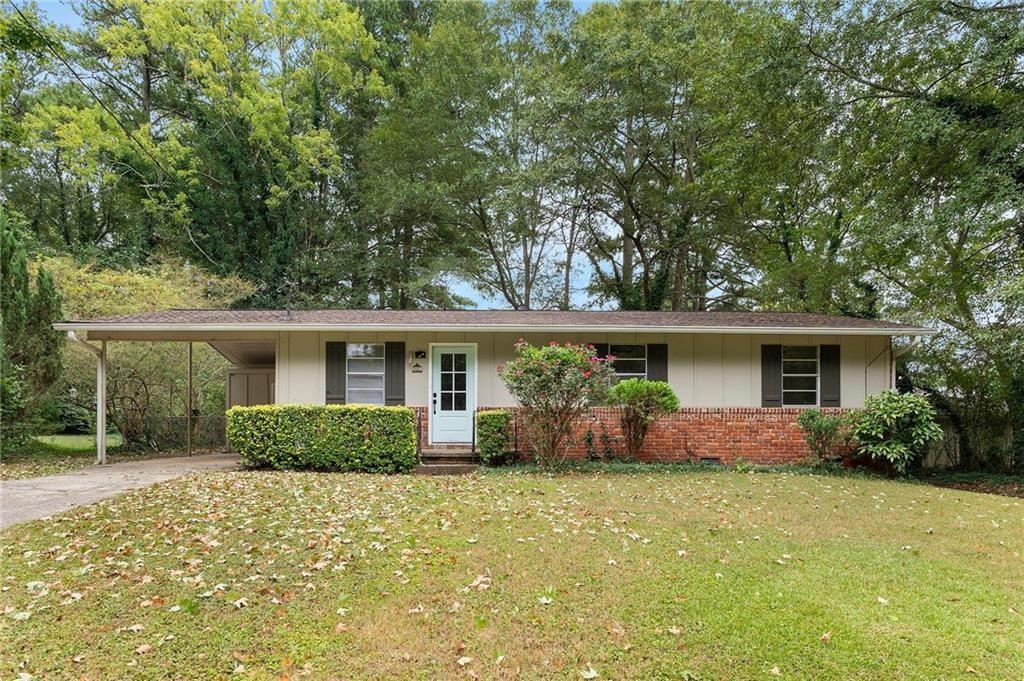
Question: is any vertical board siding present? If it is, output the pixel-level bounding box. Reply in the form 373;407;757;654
272;331;894;410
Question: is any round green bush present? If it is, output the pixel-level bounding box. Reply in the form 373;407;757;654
606;378;680;460
850;390;943;474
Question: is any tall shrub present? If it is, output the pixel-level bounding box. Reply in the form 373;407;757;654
606;379;679;460
476;410;513;465
498;341;616;468
850;390;943;474
796;409;849;464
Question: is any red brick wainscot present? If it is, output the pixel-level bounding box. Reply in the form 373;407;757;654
413;406;850;464
496;407;851;464
579;408;855;464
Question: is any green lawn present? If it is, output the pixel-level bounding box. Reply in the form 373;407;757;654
0;435;122;480
1;469;1021;679
0;434;207;480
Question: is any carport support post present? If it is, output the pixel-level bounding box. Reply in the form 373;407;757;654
187;341;193;457
96;341;107;465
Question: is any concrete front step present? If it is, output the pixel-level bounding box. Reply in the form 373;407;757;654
413;463;479;475
420;454;478;465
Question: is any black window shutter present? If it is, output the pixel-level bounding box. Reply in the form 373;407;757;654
385;342;406;406
820;344;841;407
761;344;782;407
646;343;668;381
326;342;346;404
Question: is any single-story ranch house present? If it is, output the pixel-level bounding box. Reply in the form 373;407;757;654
55;310;935;465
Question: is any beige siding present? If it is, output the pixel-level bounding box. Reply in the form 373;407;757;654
272;330;892;410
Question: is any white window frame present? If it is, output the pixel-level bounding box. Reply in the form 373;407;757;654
345;342;386;405
781;345;819;407
609;344;647;381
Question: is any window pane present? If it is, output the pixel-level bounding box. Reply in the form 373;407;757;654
453;393;466;411
441;353;452;371
441;373;453;391
454;373;466;391
611;344;646;359
347;358;384;373
348;374;384;389
347;343;384;358
614;359;646;375
454;354;466;371
784;375;817;391
441;393;453;410
783;360;817;375
783;346;817;360
783;391;817;406
347;389;384;405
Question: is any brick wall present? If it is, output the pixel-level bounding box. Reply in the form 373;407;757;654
414;405;849;464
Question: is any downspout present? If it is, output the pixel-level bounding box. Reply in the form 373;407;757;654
889;335;922;389
67;331;108;464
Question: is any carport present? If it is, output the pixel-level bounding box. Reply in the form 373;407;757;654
55;320;277;464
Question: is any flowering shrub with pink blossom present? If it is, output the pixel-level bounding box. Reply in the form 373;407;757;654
498;340;616;467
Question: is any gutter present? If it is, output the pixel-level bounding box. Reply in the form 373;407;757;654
889;335;923;389
52;322;939;337
66;330;102;357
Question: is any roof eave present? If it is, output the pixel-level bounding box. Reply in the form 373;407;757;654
52;322;938;336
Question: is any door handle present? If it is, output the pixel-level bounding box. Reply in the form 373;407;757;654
432;392;437;414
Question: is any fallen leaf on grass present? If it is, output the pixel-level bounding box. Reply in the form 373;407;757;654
457;656;473;667
820;631;831;643
581;664;599;678
334;622;349;633
877;596;889;606
135;644;152;655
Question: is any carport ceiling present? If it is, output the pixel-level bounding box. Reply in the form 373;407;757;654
208;340;275;366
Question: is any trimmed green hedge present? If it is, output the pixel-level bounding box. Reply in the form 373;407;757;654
476;409;513;465
226;404;418;473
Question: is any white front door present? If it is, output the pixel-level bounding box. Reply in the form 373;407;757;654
430;345;476;443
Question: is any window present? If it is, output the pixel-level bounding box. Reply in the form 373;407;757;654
782;345;818;406
346;343;385;405
610;344;647;381
438;351;468;412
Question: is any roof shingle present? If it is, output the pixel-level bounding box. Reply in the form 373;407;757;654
57;308;933;332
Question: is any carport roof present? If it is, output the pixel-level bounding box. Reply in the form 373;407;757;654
54;309;936;336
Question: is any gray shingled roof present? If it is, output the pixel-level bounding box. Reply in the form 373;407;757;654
56;309;934;333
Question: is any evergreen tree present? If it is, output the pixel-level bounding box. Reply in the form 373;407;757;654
0;211;64;446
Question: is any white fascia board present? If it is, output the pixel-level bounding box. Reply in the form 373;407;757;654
53;322;938;336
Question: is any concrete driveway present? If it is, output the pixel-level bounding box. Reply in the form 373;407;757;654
0;453;239;529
